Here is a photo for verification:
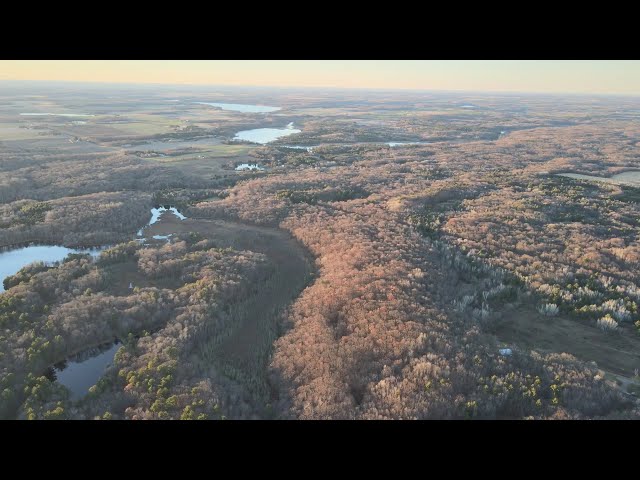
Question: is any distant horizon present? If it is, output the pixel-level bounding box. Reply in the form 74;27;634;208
2;61;640;96
1;78;639;99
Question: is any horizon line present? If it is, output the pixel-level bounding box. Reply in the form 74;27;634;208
1;78;638;98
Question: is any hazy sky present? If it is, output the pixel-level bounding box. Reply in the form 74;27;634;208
1;60;639;94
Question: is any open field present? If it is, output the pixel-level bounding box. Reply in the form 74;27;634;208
494;305;640;377
140;144;256;162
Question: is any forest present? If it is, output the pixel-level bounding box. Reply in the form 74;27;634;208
1;84;639;419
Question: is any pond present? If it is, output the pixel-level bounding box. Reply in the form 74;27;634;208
47;341;121;401
0;245;103;292
138;206;187;237
194;102;281;113
233;122;301;144
235;163;266;171
557;171;640;186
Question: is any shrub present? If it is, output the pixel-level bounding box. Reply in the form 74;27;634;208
538;303;559;316
597;314;618;332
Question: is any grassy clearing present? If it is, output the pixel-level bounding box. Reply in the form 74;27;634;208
101;121;177;136
494;304;640;377
102;260;184;296
0;126;47;141
142;144;256;163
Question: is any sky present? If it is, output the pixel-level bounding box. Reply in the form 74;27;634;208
1;60;639;95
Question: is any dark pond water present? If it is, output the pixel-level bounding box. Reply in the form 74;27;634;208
47;341;121;401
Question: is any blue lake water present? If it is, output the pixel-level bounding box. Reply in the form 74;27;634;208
194;102;281;113
0;245;103;292
233;122;301;144
137;206;186;237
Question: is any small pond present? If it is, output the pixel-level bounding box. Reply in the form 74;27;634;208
137;206;187;237
47;341;121;401
235;163;265;171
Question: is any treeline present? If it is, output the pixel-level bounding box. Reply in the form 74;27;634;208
0;191;153;247
0;152;212;203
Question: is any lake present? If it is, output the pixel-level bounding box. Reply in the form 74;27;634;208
557;171;640;186
194;102;281;113
0;245;103;292
49;341;121;401
233;122;301;144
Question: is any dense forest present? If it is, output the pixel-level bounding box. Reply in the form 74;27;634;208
1;86;639;419
1;236;278;419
